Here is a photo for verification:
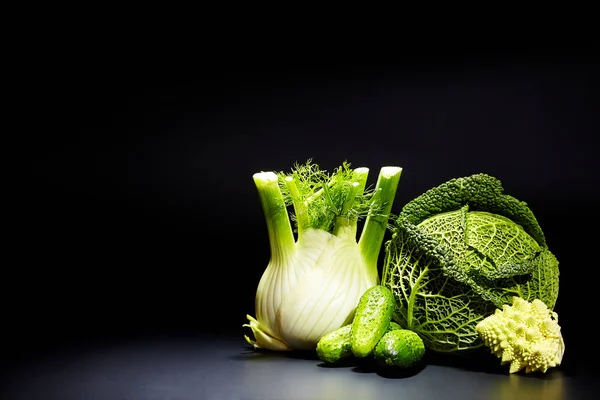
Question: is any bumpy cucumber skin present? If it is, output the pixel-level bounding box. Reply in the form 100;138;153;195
351;285;395;358
316;325;353;364
316;322;402;365
374;329;425;368
387;321;402;332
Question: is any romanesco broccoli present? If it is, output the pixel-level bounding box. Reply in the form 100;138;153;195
476;296;565;374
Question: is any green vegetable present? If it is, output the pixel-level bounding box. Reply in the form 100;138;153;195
316;325;353;364
244;160;402;351
316;319;405;365
476;296;565;374
316;320;403;365
351;285;396;358
374;329;425;368
381;173;560;353
387;321;402;332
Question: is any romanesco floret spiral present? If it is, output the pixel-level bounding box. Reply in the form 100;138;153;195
475;296;564;374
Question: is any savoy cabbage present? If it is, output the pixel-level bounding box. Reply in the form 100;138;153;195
381;173;559;353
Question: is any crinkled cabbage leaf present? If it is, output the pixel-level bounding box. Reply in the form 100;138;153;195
381;174;559;353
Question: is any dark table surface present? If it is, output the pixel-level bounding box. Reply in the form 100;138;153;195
0;332;595;400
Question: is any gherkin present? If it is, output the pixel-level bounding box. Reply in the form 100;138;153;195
381;174;560;353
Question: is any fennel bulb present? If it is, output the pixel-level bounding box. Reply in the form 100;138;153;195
244;161;402;351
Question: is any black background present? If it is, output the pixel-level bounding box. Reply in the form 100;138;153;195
8;34;598;377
